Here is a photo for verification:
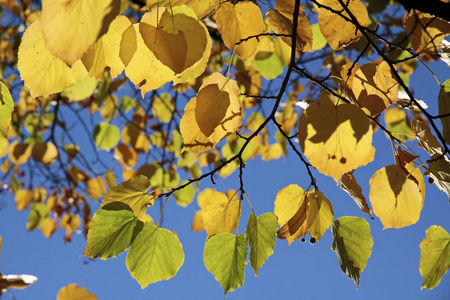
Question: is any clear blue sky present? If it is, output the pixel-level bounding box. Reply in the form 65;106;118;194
1;59;450;299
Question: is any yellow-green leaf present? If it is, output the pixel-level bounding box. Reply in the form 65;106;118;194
204;233;247;295
93;122;120;150
174;182;196;207
0;82;13;157
126;221;184;288
369;164;423;229
419;225;450;289
100;175;153;217
57;283;98;300
246;212;278;276
331;216;373;288
298;97;373;182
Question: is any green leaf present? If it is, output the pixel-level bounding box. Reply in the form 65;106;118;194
331;216;373;288
61;76;98;101
0;82;14;156
246;212;278;276
100;175;154;217
438;80;450;145
126;221;184;288
254;51;283;80
27;203;49;231
174;181;196;207
93;122;120;150
204;233;248;295
84;202;143;259
119;96;136;112
311;23;327;51
419;225;450;289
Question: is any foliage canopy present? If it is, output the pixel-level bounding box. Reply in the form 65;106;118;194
1;0;450;297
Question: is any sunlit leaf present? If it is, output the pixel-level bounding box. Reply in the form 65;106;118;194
204;233;247;295
369;164;423;229
318;0;368;49
180;72;242;153
246;212;278;276
298;97;374;182
100;175;153;217
202;190;241;238
31;142;58;165
404;11;450;55
411;117;443;155
331;216;373;288
340;172;372;217
152;93;173;123
27;203;49;231
191;210;205;232
40;0;120;65
84;202;143;259
60;214;80;242
426;154;450;200
0;82;13;157
87;177;107;200
143;0;218;18
419;225;450;289
216;1;263;60
18;21;88;98
174;182;196;207
93;122;120;150
15;189;33;211
41;217;58;238
126;221;184;288
57;283;98;300
61;76;98;102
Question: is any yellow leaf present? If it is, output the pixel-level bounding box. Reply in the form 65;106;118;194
318;0;368;49
216;1;264;60
121;22;175;97
261;143;283;161
15;189;33;211
191;210;205;232
17;21;88;98
82;15;131;81
100;94;117;121
143;0;219;18
197;188;215;208
298;97;373;182
57;283;98;300
305;190;334;241
202;191;241;238
31;142;58;165
152;93;174;123
352;61;398;117
369;164;423;229
86;177;106;200
121;123;150;153
60;214;80;242
9;141;32;165
114;143;138;167
40;0;120;65
41;217;58;238
180;72;242;153
267;1;313;52
404;11;450;55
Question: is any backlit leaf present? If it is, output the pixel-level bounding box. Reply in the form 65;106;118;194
298;97;373;182
385;107;415;141
318;0;368;49
0;82;13;157
57;283;98;300
340;172;372;217
404;11;450;55
87;177;106;200
246;212;278;276
27;203;49;231
202;190;241;238
216;1;263;60
180;72;242;153
61;76;98;102
174;182;196;207
204;233;248;295
18;21;88;98
93;122;120;150
352;61;398;117
143;0;218;18
31;142;58;165
41;218;58;238
369;164;423;229
419;225;450;289
305;190;334;241
81;15;130;80
15;189;33;211
191;210;205;232
438;80;450;145
60;214;80;242
126;221;184;288
426;154;450;200
152;93;173;123
331;216;373;288
100;175;153;217
411;117;443;155
40;0;120;65
84;202;143;259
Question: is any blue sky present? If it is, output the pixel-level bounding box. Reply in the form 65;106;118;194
1;59;450;299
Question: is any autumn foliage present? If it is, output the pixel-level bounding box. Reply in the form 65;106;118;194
1;0;450;297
